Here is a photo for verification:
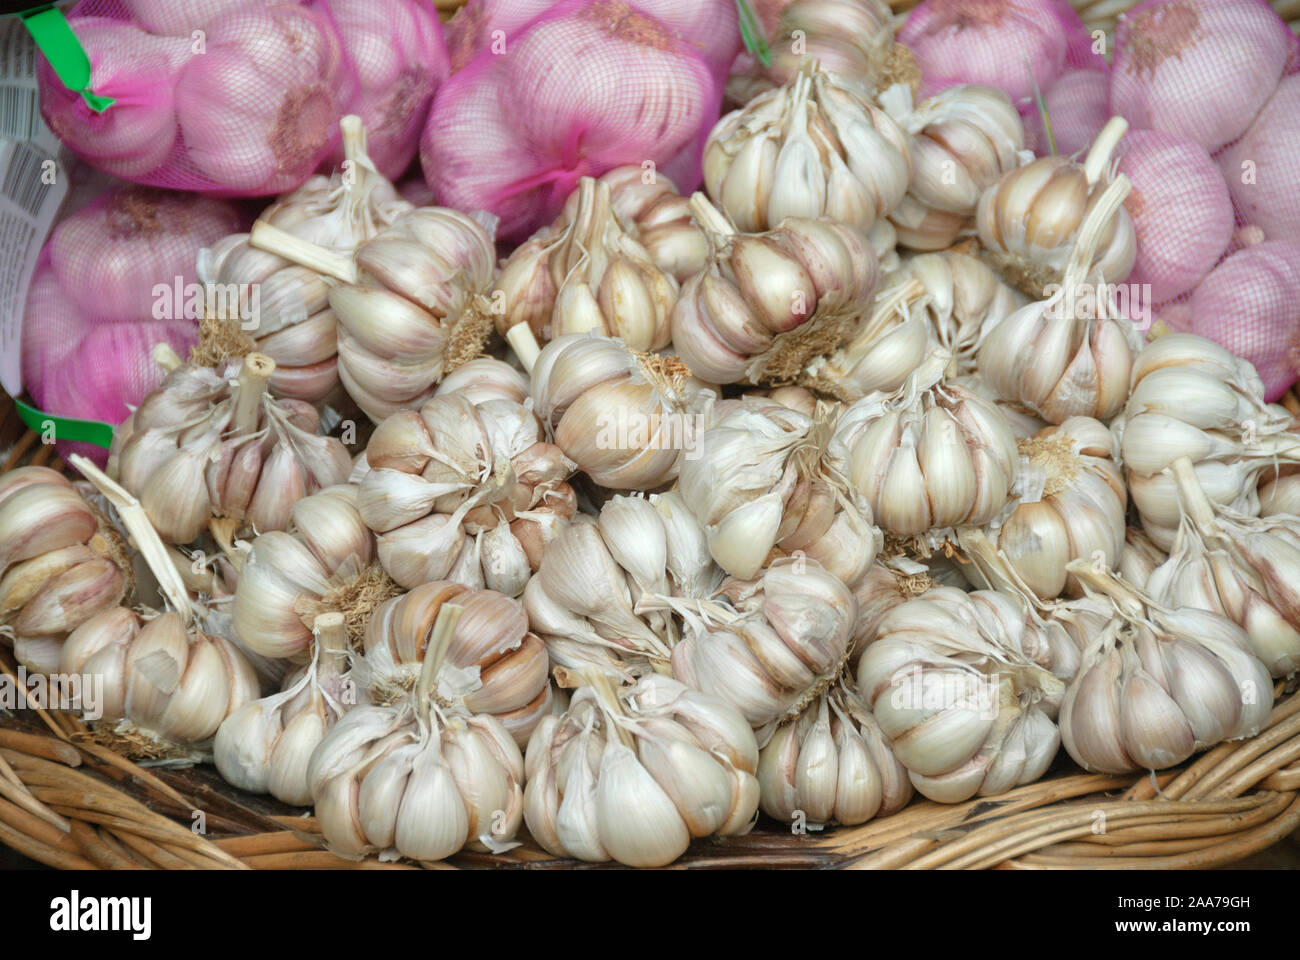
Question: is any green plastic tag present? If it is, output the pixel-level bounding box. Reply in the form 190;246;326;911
735;0;771;69
20;6;115;114
14;398;114;448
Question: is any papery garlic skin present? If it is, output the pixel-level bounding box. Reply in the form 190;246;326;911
705;66;910;235
523;675;759;867
856;586;1066;802
673;194;880;385
678;396;880;584
1114;334;1300;549
995;417;1126;600
309;703;525;861
109;355;351;544
61;608;260;751
0;468;130;675
496;177;677;352
975;118;1136;297
598;165;709;282
232;485;375;660
757;684;912;828
328;207;497;421
524;493;723;680
888;85;1028;252
671;558;856;739
531;333;716;490
359;391;575;595
829;356;1021;540
357;580;552;744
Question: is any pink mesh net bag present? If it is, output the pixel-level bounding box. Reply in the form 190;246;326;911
39;1;354;196
21;187;247;454
1219;75;1300;250
316;0;450;180
422;0;724;242
446;0;740;82
1110;0;1298;154
1023;67;1109;157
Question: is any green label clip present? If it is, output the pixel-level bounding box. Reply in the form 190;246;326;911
15;398;114;449
20;5;114;113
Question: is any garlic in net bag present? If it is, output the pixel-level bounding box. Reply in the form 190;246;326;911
42;2;353;195
423;0;724;242
1220;76;1300;251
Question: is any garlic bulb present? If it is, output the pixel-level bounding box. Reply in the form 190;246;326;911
888;85;1028;252
671;558;856;738
856;586;1067;802
976;174;1139;424
677;396;880;583
523;493;724;681
1112;334;1300;548
432;357;529;407
802;248;1025;398
598;165;709;282
1144;457;1300;678
523;673;760;867
496;177;677;352
757;682;912;828
975;116;1137;296
358;580;552;745
848;559;936;662
202;116;411;402
231;485;378;660
673;194;879;385
528;333;717;491
705;65;911;234
109;352;352;544
251;205;498;422
1060;561;1273;774
0;468;130;675
57;457;260;756
994;417;1126;600
829;354;1021;540
214;612;353;805
308;603;526;860
359;392;576;596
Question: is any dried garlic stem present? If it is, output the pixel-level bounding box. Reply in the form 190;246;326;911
313;611;348;672
1063;558;1143;619
584;672;636;751
68;454;195;625
414;603;464;724
506;323;541;375
248;221;359;285
1062;175;1131;290
1083;116;1128;187
1169;456;1219;532
686;192;736;242
231;353;275;435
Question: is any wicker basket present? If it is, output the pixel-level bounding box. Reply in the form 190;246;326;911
2;394;1299;870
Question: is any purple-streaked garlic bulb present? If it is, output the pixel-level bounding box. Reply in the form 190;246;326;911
596;166;710;283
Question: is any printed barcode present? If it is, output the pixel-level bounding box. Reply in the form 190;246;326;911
0;85;38;141
2;142;50;218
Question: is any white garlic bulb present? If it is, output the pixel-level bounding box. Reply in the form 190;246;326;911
523;493;723;681
231;485;376;660
706;65;911;235
994;417;1127;600
308;604;525;861
1060;561;1273;774
359;391;576;596
496;177;677;353
109;352;352;544
757;682;912;828
1145;457;1300;678
203;116;410;402
856;585;1068;802
672;558;856;739
358;580;552;745
976;116;1137;296
529;333;717;491
523;673;760;867
829;354;1021;540
727;0;900;105
677;396;880;583
848;560;936;663
214;612;353;805
674;193;881;386
252;204;498;422
598;165;709;282
1113;334;1300;548
0;467;130;674
888;85;1028;251
976;174;1138;424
